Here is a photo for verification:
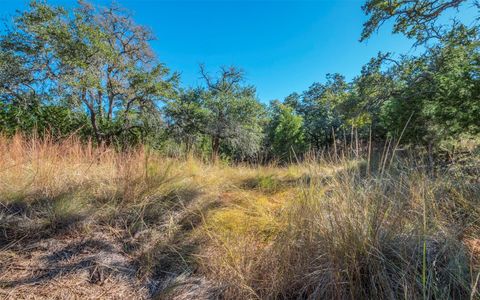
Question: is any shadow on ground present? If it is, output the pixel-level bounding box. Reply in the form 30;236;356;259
0;185;224;299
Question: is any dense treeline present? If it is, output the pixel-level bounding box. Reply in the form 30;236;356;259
1;0;479;162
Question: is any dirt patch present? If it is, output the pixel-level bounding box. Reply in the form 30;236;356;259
0;230;148;299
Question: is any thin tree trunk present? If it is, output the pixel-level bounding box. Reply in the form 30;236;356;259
212;136;220;162
83;90;101;143
106;67;114;121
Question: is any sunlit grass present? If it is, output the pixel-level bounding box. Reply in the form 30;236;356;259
0;134;478;299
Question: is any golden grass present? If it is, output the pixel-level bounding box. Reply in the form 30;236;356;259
0;134;478;299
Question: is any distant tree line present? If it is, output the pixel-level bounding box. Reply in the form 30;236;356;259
1;0;479;162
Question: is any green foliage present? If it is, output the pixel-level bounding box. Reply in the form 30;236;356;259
164;89;208;152
0;0;177;145
199;66;266;160
0;0;479;162
269;103;306;161
0;101;88;137
379;25;480;144
164;67;266;160
424;26;480;137
361;0;471;45
293;74;347;149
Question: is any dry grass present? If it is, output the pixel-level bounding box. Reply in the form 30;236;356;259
0;134;223;298
0;134;479;299
197;148;480;299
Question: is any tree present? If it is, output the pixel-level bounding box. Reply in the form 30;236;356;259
164;88;207;153
378;57;432;144
0;1;177;144
376;25;480;145
361;0;473;45
424;25;480;138
342;52;400;139
296;74;348;150
360;0;480;147
283;92;301;111
0;101;87;137
270;103;306;161
199;65;265;160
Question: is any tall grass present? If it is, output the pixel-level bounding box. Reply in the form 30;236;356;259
0;134;211;247
0;134;478;299
199;150;480;299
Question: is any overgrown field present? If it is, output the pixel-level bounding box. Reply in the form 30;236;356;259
0;135;479;299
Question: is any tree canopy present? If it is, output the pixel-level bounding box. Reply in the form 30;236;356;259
1;0;177;144
361;0;474;45
1;0;479;162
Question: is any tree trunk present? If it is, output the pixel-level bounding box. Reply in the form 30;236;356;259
212;136;220;162
106;67;114;121
89;110;101;144
83;90;101;144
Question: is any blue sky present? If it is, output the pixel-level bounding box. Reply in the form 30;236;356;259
0;0;472;102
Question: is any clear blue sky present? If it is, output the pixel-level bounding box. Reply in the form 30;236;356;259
0;0;469;102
